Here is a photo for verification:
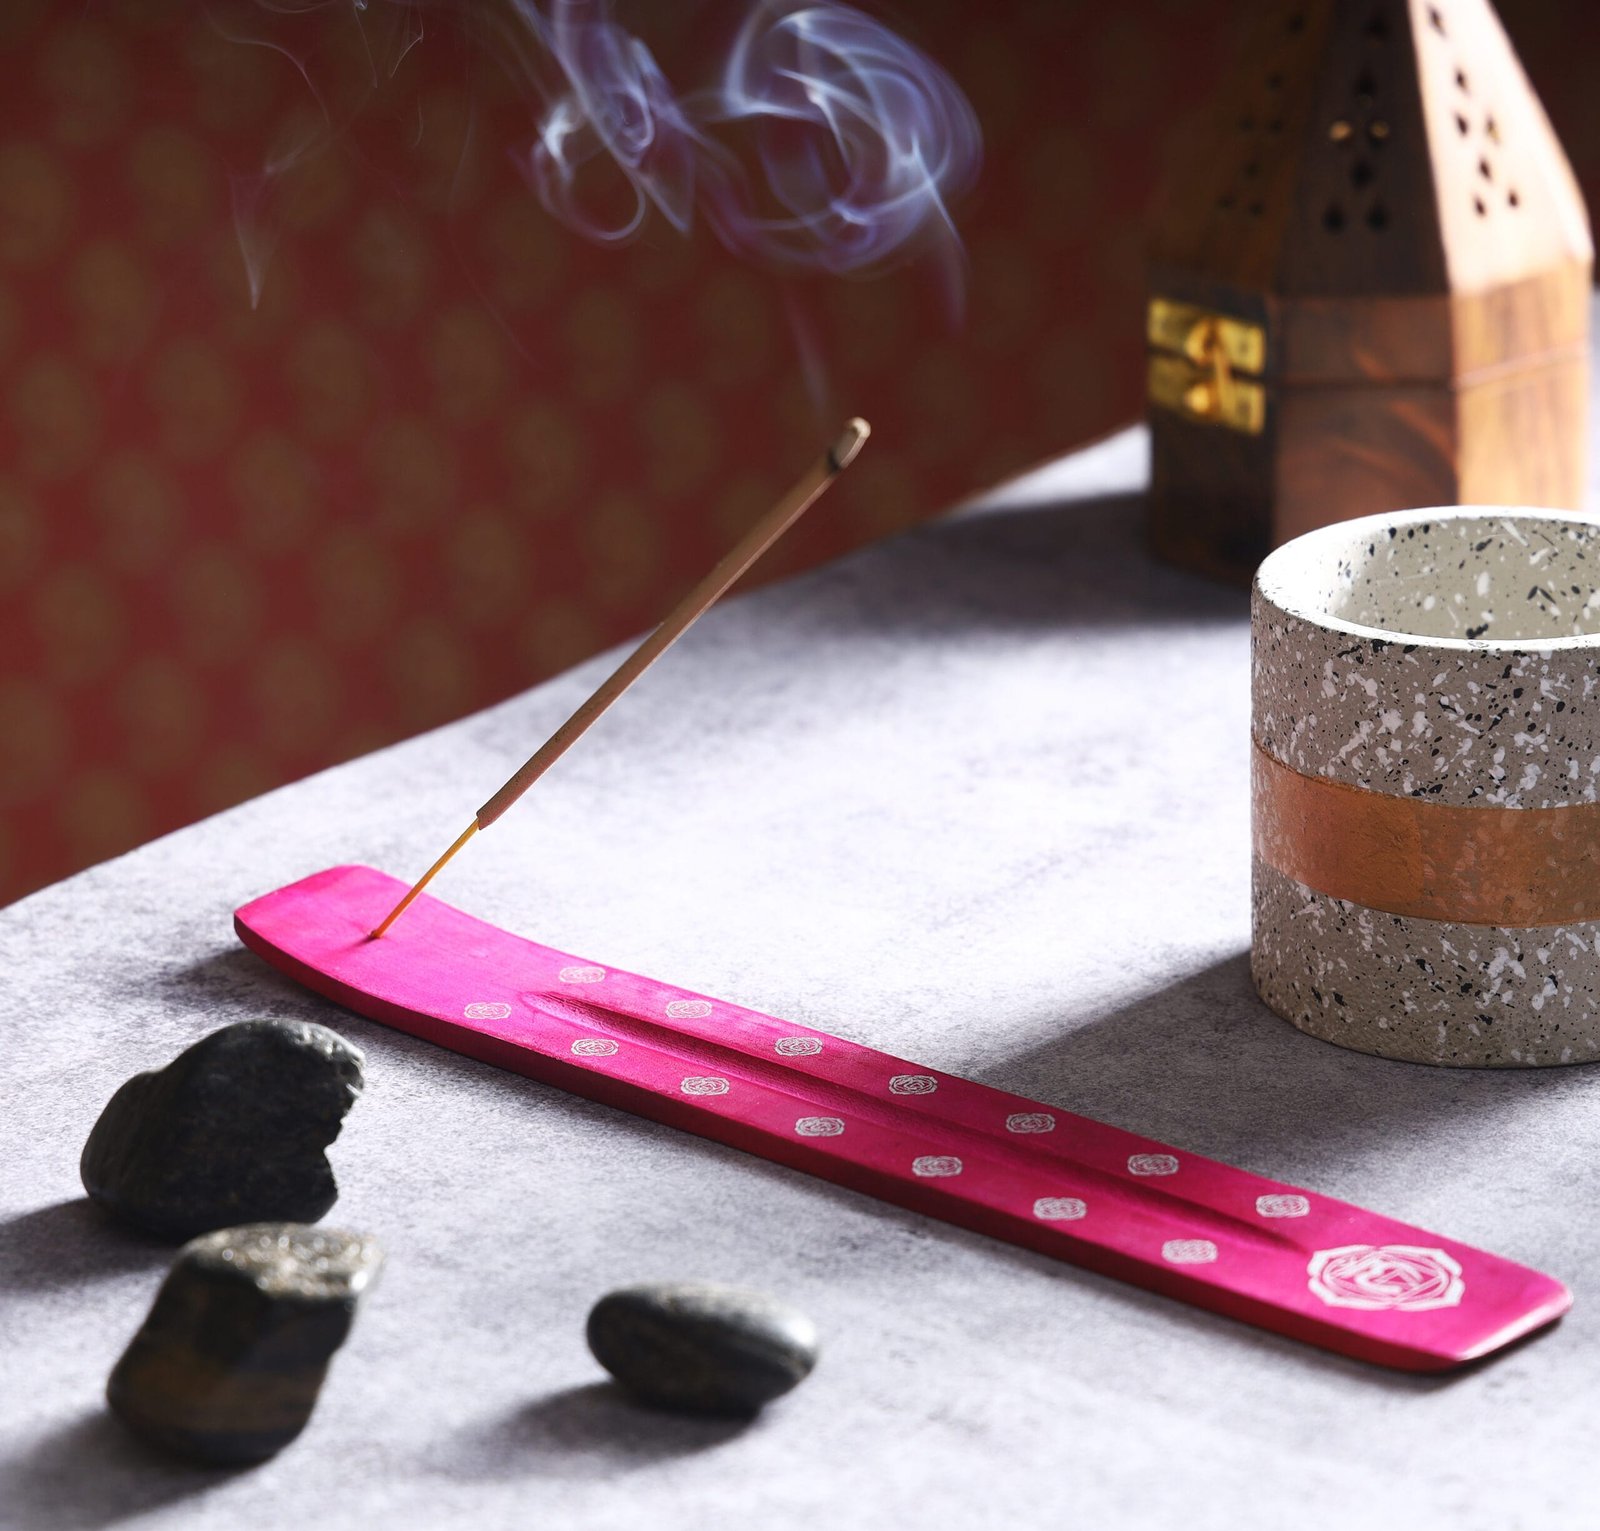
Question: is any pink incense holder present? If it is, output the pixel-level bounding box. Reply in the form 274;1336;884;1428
235;865;1571;1372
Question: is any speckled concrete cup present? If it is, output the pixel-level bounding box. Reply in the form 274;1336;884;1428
1252;505;1600;1067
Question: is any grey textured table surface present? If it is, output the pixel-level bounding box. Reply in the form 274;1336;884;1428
5;425;1599;1531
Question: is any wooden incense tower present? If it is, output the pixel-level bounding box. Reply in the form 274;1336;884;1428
1146;0;1592;582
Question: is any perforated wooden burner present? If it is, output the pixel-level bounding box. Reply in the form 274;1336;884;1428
1146;0;1592;583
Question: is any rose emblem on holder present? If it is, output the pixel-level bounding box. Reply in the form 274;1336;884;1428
1128;1153;1179;1177
1306;1245;1466;1312
775;1037;823;1056
571;1038;618;1056
679;1076;730;1096
1032;1197;1087;1221
889;1075;938;1095
911;1155;963;1177
1005;1112;1056;1134
1256;1193;1310;1219
463;1002;512;1020
666;1000;713;1020
558;966;606;984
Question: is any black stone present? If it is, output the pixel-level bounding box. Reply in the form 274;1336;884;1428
81;1020;364;1239
586;1282;819;1416
108;1222;384;1464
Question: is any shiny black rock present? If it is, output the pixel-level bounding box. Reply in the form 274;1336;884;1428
586;1282;820;1416
81;1020;364;1239
108;1222;384;1464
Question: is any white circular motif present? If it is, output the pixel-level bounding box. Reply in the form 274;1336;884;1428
1162;1239;1218;1264
1006;1112;1056;1134
1032;1197;1087;1221
665;999;713;1020
558;966;606;984
463;1002;511;1020
912;1155;963;1177
679;1076;729;1096
1128;1153;1179;1177
775;1037;823;1056
571;1039;618;1056
795;1116;845;1137
1307;1245;1465;1312
1256;1193;1311;1219
889;1075;938;1095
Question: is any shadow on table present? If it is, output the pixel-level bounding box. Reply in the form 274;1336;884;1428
981;950;1583;1171
440;1382;749;1482
779;488;1247;641
145;946;331;1021
0;1198;171;1292
956;949;1576;1391
1;1411;234;1530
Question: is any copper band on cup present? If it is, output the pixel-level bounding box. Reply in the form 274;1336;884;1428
1252;740;1600;927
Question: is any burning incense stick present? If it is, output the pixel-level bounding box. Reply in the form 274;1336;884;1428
369;417;871;939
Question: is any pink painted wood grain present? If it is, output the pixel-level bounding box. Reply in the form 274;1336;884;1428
235;864;1571;1371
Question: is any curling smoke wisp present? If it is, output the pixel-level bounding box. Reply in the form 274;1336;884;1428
215;0;980;311
519;0;981;278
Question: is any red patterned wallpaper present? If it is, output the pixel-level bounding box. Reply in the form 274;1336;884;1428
0;0;1594;904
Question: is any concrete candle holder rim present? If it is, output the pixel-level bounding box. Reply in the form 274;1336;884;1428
1255;503;1600;656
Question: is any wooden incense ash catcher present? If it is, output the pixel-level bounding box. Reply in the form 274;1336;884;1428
1146;0;1592;583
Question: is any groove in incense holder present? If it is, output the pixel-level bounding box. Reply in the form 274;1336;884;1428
237;865;1571;1373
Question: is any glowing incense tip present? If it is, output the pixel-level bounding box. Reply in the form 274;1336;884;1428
369;822;479;939
828;417;870;473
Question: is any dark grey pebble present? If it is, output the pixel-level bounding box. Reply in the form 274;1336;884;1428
81;1020;363;1239
586;1282;819;1416
107;1222;384;1464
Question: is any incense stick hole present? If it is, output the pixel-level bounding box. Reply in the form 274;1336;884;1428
1323;203;1346;232
1366;202;1389;231
1350;158;1374;188
1508;187;1521;208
